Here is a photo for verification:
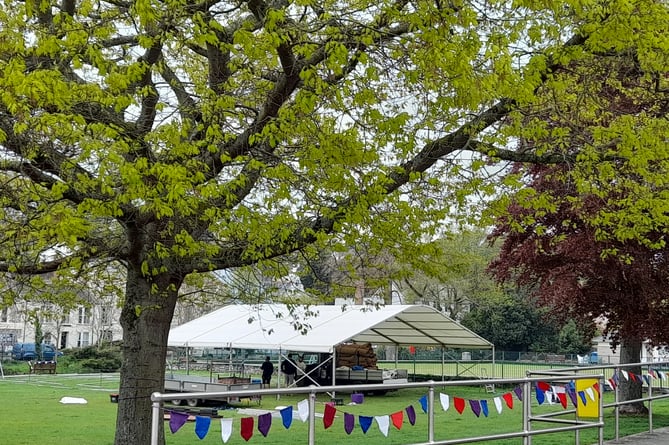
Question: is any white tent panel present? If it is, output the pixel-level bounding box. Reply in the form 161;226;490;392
168;304;492;353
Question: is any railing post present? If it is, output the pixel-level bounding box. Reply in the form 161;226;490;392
598;375;605;445
428;381;435;443
150;393;161;445
614;368;620;441
308;389;316;445
648;366;653;433
523;379;532;445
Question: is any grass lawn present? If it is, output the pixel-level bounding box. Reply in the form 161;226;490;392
1;373;668;445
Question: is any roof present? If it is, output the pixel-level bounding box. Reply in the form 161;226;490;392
167;304;493;353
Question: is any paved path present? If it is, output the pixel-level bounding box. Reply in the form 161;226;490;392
600;426;669;444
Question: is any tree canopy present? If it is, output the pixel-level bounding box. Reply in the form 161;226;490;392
0;0;667;443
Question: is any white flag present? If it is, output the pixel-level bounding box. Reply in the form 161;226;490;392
439;393;450;411
493;397;503;414
220;418;233;443
297;399;309;422
375;415;390;437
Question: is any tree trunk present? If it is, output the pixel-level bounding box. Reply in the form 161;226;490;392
114;266;181;445
618;336;648;415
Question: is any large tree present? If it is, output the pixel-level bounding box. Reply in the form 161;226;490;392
0;0;667;443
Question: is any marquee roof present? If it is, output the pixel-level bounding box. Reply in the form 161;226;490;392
168;304;493;353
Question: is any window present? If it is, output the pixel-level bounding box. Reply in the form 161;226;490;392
1;307;7;322
61;310;70;324
77;331;90;347
60;331;69;349
78;307;91;324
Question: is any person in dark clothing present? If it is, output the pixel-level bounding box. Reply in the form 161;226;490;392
281;353;296;386
260;356;274;388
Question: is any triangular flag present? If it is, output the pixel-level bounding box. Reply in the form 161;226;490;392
578;391;587;405
659;371;667;380
405;405;416;425
298;399;309;422
280;406;293;429
557;392;567;409
194;416;211;440
323;403;336;429
536;388;546;405
440;393;450;411
608;378;617;390
513;386;523;401
419;395;428;413
553;386;567;409
469;399;481;417
643;375;651;386
454;397;466;414
480;400;489;417
258;412;272;437
344;413;355;435
391;411;403;430
168;411;189;434
359;416;373;434
629;373;637;382
649;368;657;378
593;383;600;395
567;386;578;407
493;397;503;414
537;381;551;392
585;388;595;402
220;418;233;443
241;417;254;442
502;392;514;409
621;370;629;380
375;415;390;437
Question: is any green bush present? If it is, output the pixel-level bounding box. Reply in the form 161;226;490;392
79;357;121;372
63;344;122;372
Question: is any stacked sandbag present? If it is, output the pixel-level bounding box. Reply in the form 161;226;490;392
335;343;378;369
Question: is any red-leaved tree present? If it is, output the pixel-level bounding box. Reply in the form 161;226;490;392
487;56;669;413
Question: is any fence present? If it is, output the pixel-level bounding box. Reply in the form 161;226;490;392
151;373;607;445
528;361;669;442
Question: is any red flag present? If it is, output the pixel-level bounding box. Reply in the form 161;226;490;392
557;393;567;409
502;392;514;409
323;403;336;429
593;383;600;395
454;397;466;414
537;381;551;392
390;411;404;430
241;417;254;442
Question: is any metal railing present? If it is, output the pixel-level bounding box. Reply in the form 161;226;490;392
150;373;605;445
528;360;669;443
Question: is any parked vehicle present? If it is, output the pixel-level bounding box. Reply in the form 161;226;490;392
12;343;62;361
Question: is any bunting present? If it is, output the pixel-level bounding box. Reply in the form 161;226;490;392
406;405;416;426
359;415;373;434
344;413;355;434
258;413;271;437
220;418;233;444
419;395;428;413
240;417;254;442
493;397;503;414
280;406;293;429
166;379;609;441
323;403;336;429
194;416;210;440
390;411;404;430
474;399;485;417
168;410;188;434
375;415;390;437
439;393;450;411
